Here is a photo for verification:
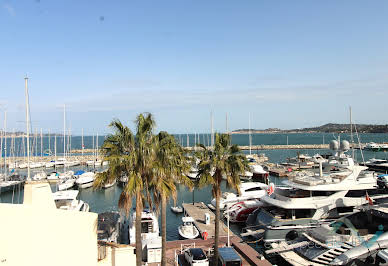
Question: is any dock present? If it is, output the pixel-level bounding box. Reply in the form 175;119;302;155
182;202;234;239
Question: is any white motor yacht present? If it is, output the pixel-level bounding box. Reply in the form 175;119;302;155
209;182;268;210
266;203;388;265
75;172;95;189
53;190;89;212
251;140;388;243
178;217;200;239
128;209;159;245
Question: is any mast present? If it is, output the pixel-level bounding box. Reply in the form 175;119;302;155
54;133;57;165
210;111;214;147
25;76;31;181
40;128;43;157
350;106;354;159
81;128;84;156
48;129;50;155
249;112;252;155
3;111;7;175
96;133;99;161
63;104;66;160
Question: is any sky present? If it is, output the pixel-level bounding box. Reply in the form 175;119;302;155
1;0;388;135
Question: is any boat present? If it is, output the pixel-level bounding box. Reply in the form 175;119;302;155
57;177;76;191
266;202;388;265
58;170;74;180
225;198;266;223
186;166;199;179
171;205;184;213
118;175;128;187
75;172;95;189
53;190;89;212
47;171;59;181
0;174;25;194
98;211;121;243
128;209;159;245
364;142;388;152
45;161;55;168
103;179;116;189
362;158;388;173
246;140;388;243
32;170;47;181
239;170;253;181
178;217;199;239
208;182;269;211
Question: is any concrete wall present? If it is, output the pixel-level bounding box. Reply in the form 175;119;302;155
0;182;98;266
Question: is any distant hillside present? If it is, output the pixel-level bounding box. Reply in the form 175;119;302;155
232;123;388;134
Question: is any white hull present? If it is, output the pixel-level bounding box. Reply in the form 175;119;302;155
58;179;76;191
103;179;116;189
178;225;199;239
77;181;94;189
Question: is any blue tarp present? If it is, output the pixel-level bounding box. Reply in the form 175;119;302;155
75;170;85;176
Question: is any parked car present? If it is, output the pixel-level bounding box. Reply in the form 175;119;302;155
184;248;209;266
218;247;242;266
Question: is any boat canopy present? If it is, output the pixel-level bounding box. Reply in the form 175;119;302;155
53;190;79;200
182;216;195;223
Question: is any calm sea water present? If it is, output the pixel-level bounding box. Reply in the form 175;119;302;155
1;133;388;241
1;132;388;157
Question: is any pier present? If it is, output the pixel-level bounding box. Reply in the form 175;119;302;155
182;202;233;239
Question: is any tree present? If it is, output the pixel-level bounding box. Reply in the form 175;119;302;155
151;131;192;266
196;133;248;266
94;113;156;266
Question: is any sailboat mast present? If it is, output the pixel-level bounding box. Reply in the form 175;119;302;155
3;111;7;175
63;104;66;159
40;128;43;157
25;77;31;181
211;111;214;147
350;106;354;159
81;128;84;156
249;112;252;155
96;133;99;160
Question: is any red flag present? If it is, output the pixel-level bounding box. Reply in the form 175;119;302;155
267;183;275;196
366;192;373;205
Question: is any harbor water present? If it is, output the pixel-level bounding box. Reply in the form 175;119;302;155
1;133;388;241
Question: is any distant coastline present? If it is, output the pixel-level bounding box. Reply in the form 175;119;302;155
232;123;388;134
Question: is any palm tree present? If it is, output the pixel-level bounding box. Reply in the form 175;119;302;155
151;131;192;266
196;133;248;266
94;113;156;266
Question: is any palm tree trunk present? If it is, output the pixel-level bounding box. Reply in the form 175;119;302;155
136;191;143;266
214;183;220;266
161;194;167;266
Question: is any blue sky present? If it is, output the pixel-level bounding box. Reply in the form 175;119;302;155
1;0;388;135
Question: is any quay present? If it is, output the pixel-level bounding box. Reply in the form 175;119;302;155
182;202;233;239
149;236;272;266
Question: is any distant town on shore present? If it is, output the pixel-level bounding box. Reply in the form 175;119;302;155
232;123;388;134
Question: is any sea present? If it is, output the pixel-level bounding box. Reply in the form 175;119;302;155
1;133;388;242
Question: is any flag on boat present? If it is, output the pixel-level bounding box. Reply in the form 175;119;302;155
366;191;373;205
267;183;275;196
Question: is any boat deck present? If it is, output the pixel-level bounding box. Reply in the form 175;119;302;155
182;202;233;239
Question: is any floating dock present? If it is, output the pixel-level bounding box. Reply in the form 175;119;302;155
182;202;233;239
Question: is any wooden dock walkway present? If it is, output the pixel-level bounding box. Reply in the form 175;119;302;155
182;202;234;239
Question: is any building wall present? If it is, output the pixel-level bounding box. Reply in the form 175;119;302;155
0;182;98;266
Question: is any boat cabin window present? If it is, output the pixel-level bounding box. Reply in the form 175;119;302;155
141;218;153;233
244;187;263;192
311;191;336;197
